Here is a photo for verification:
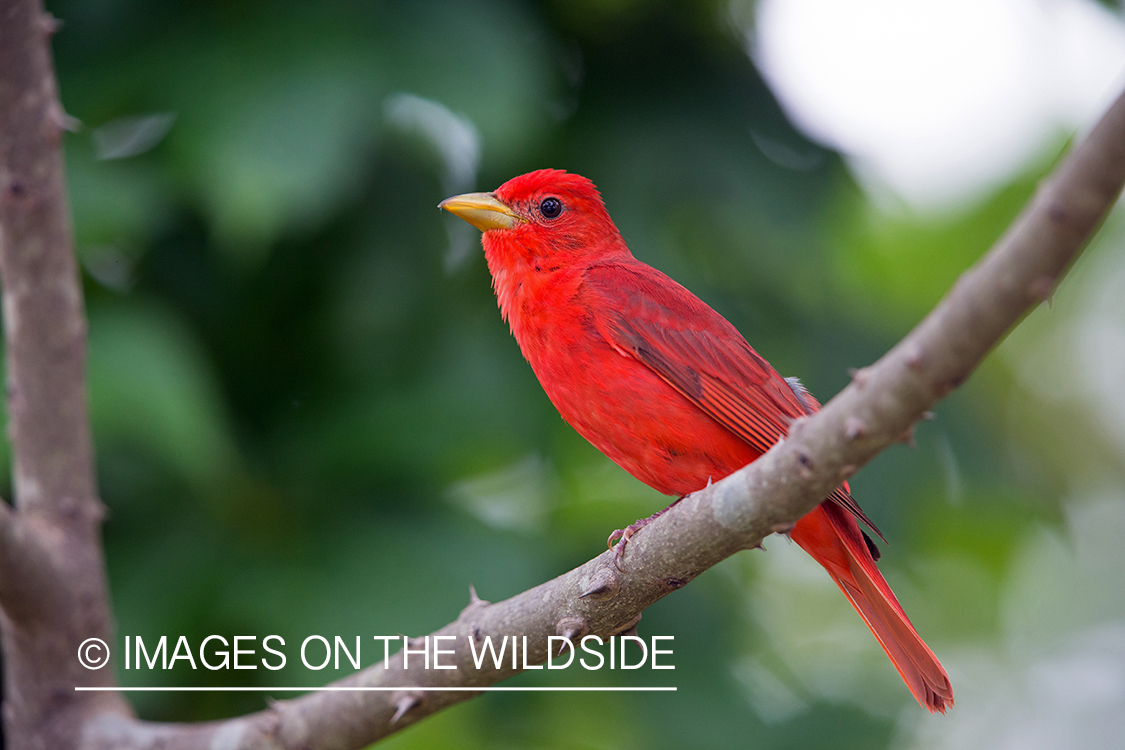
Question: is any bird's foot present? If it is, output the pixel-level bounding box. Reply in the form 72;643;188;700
606;522;645;571
607;497;685;570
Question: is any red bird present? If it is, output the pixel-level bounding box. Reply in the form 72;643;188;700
440;169;953;713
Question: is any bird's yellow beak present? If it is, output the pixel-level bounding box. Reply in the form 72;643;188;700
439;192;522;231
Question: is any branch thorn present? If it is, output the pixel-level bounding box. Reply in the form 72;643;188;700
844;416;867;441
848;366;871;387
390;692;423;725
39;13;62;35
904;344;925;372
461;583;489;616
555;617;589;651
614;612;642;638
578;567;618;600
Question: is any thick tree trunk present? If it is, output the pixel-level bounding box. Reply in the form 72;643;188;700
0;0;132;747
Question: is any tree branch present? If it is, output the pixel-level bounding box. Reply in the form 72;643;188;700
0;0;131;747
0;500;70;625
75;89;1125;749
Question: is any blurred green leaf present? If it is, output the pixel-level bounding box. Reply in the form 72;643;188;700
87;302;238;492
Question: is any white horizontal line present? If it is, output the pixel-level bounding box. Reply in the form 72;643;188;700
75;686;676;692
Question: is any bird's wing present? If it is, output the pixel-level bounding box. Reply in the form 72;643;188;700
586;261;883;541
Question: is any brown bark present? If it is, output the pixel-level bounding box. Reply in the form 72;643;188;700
0;1;132;748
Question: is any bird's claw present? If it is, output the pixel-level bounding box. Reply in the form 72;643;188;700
607;527;629;571
607;519;648;571
607;497;684;571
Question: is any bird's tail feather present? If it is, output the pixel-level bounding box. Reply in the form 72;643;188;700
790;503;953;713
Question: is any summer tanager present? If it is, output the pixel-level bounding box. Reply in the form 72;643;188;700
440;169;953;712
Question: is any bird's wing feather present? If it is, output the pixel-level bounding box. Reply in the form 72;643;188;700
586;261;884;539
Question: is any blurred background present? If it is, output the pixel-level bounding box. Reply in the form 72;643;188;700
15;0;1125;747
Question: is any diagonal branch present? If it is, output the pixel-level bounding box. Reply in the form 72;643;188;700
80;87;1125;750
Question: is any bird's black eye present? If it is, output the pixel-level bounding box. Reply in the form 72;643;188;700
538;196;563;219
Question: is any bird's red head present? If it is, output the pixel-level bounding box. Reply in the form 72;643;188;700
440;169;629;266
493;168;609;231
